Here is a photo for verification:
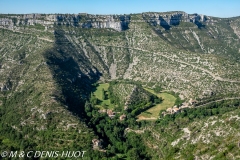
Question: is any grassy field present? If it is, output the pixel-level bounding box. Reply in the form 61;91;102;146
137;88;176;120
93;83;114;109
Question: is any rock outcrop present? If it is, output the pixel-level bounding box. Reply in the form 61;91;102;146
143;11;209;29
0;12;214;31
0;13;130;31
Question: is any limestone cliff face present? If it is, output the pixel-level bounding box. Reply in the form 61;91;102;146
0;18;13;27
0;14;130;31
143;11;209;28
0;12;228;31
52;14;130;31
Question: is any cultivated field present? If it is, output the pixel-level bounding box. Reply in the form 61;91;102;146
93;83;114;109
137;89;176;120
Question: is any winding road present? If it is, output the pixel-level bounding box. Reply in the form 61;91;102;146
95;43;240;83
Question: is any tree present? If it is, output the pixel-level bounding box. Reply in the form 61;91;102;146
127;148;140;160
102;104;107;109
153;85;162;93
85;101;92;113
90;95;99;105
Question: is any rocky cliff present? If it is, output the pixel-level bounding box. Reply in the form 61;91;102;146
0;13;130;31
142;11;210;29
0;12;213;31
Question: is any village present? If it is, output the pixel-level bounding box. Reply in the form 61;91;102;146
98;109;126;121
161;98;197;116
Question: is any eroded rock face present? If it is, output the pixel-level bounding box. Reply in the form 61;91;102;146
0;84;9;91
0;14;130;31
143;11;209;29
0;12;211;31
